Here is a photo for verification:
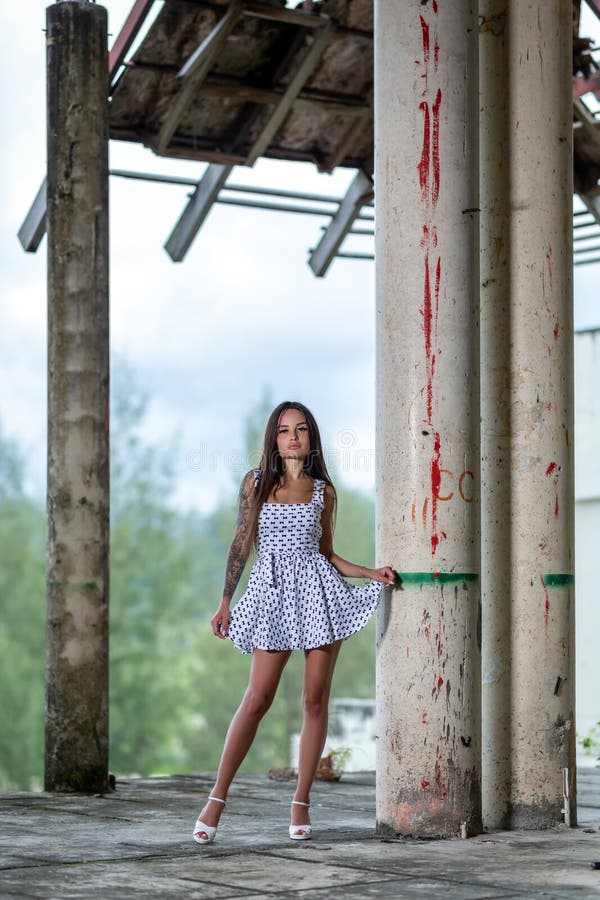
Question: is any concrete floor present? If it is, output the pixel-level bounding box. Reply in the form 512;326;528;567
1;770;599;899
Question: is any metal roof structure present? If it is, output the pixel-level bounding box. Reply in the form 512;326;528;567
19;0;600;273
110;0;374;170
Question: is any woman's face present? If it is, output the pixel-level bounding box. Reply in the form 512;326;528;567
276;408;310;463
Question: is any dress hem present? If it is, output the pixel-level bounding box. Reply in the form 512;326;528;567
227;582;383;654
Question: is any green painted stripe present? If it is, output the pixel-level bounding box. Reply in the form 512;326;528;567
542;574;574;587
395;572;478;586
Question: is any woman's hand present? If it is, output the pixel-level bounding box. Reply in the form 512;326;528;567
369;566;396;585
211;602;230;639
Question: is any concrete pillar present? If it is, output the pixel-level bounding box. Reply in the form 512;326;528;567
375;1;481;837
479;0;512;830
481;0;575;828
45;0;110;792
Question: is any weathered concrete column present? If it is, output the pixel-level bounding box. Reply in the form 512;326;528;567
501;0;576;828
46;0;110;792
375;1;481;837
479;0;512;830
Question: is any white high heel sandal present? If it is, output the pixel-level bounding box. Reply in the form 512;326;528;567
193;796;226;844
289;800;312;840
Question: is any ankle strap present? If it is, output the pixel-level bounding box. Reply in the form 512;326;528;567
292;800;310;807
208;795;226;805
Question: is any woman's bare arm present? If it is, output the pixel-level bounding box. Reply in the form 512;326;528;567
222;470;255;603
319;483;395;585
211;469;256;637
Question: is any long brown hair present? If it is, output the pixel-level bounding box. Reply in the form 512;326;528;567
248;401;336;548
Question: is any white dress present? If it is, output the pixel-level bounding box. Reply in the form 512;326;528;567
227;470;383;654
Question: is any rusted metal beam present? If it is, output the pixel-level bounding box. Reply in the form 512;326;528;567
245;19;337;166
573;97;600;135
108;0;155;84
112;126;247;164
17;177;47;253
243;1;330;28
323;88;373;172
123;65;370;113
583;0;600;19
222;24;309;156
336;250;374;260
198;78;370;115
173;0;371;37
156;1;243;155
322;115;370;171
573;72;600;99
580;189;600;223
201;80;282;105
165;162;232;261
309;168;372;276
295;95;369;115
574;242;600;252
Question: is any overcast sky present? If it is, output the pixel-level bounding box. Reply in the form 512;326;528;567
1;1;599;512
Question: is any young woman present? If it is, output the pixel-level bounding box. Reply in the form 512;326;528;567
193;401;395;844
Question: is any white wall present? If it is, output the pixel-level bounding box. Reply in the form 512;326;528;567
575;329;600;764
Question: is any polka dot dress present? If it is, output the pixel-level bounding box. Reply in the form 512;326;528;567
227;470;383;654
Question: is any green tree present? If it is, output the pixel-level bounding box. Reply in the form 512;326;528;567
328;483;377;701
109;369;209;775
0;376;379;787
0;426;45;790
108;381;379;777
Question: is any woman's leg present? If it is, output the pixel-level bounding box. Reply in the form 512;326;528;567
196;648;291;835
292;640;343;828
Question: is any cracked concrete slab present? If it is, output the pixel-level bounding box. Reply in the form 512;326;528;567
0;771;598;898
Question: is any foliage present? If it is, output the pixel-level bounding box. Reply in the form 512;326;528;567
0;427;45;791
0;375;378;788
578;721;600;766
317;746;353;780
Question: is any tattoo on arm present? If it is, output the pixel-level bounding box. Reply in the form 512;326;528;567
222;472;254;603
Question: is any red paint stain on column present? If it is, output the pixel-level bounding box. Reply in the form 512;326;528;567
417;4;444;556
431;432;442;553
422;609;432;641
418;102;431;193
545;461;560;519
541;575;550;632
419;16;430;67
431;89;442;205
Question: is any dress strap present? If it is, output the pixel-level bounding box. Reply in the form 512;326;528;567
253;468;262;487
312;478;325;506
